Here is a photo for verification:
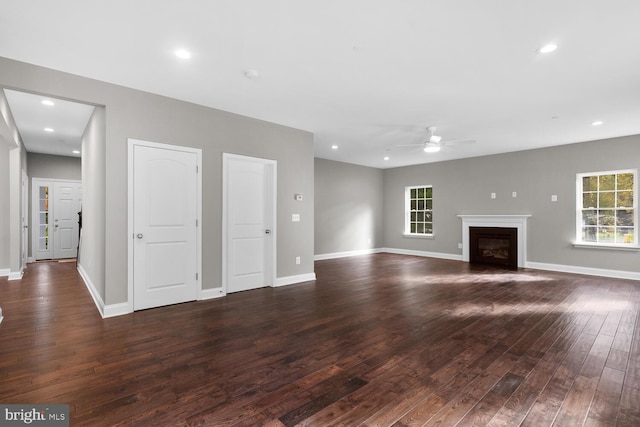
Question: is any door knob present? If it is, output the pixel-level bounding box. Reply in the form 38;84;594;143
265;229;271;234
137;233;144;239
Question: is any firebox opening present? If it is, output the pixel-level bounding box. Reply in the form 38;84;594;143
469;227;518;268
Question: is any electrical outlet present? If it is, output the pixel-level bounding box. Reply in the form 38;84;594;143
512;192;517;198
491;193;496;199
458;243;463;249
551;195;558;202
295;256;301;265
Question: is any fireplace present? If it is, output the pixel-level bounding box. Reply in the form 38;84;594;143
470;227;517;268
458;215;530;268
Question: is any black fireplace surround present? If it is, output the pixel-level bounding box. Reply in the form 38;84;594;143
469;226;517;268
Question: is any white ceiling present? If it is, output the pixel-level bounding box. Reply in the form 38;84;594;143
4;89;94;158
1;1;639;168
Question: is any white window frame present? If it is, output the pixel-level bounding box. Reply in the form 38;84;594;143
575;169;638;249
404;185;434;238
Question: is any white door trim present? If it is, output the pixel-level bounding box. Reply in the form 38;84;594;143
127;138;202;313
222;153;277;294
21;169;28;270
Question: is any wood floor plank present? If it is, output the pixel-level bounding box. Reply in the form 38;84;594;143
0;256;639;426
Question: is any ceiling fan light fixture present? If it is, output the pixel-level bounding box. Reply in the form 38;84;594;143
424;144;441;153
429;134;442;144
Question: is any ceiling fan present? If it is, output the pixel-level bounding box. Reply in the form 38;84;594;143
395;126;475;153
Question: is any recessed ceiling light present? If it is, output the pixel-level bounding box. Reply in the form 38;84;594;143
41;100;55;106
331;145;338;150
384;156;390;161
175;49;191;59
537;43;558;54
44;127;54;132
72;150;80;154
591;121;604;126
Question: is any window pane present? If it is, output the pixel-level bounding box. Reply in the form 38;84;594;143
582;226;597;242
582;210;597;226
411;200;417;210
417;212;424;222
425;187;432;198
416;223;424;233
598;210;616;226
583;176;598;191
410;212;416;221
417;188;424;198
617;209;634;227
617;191;633;208
616;228;634;244
599;192;615;208
599;175;615;191
598;226;616;243
417;200;425;210
426;200;433;210
583;193;597;208
411;188;417;198
425;224;433;234
425;211;433;222
411;223;416;233
618;173;634;190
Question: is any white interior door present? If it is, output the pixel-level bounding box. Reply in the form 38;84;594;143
223;154;276;293
131;141;200;311
53;181;82;259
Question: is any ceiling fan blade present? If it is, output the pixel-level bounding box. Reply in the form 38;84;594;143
392;143;424;147
444;139;476;146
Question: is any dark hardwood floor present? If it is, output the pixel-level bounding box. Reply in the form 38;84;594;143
0;254;639;426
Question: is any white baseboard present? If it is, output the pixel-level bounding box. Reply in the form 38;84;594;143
274;273;317;287
77;263;106;317
8;270;24;280
0;268;24;280
103;302;132;318
200;287;226;300
526;262;640;281
381;247;463;261
314;248;384;261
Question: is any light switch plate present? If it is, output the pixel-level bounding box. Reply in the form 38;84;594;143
551;195;558;202
292;213;300;222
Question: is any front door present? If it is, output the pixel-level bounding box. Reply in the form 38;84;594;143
131;140;201;311
223;153;276;293
53;181;82;259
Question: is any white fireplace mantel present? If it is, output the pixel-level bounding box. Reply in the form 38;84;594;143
458;215;531;267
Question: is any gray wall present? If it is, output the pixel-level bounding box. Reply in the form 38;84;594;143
28;153;81;181
0;56;315;306
0;135;9;270
79;107;106;300
0;88;26;275
315;158;384;256
383;135;640;273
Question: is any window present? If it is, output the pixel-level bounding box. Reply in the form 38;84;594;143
405;185;433;236
576;169;637;246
